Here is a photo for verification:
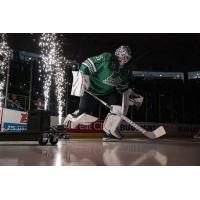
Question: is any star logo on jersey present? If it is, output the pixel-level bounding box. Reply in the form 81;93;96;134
103;71;122;86
96;55;103;61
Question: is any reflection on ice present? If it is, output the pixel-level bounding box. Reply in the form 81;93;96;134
102;142;168;166
0;139;199;166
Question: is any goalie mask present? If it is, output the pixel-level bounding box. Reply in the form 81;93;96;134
115;45;132;67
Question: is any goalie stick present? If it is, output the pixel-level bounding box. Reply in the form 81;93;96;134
86;91;166;139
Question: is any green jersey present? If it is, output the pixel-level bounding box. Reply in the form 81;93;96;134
80;52;129;96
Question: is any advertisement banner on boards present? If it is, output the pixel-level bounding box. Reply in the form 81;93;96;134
65;119;200;136
0;107;2;129
1;108;28;132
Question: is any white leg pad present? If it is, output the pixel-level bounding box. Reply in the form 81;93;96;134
63;111;98;128
103;113;122;139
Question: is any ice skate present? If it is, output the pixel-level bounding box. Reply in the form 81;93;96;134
102;132;121;142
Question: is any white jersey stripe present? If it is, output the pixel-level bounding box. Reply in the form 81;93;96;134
88;58;97;72
82;61;94;73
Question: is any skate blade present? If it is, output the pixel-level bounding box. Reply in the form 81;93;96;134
102;137;121;142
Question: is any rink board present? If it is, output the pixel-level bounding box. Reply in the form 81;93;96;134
0;111;199;137
51;116;200;137
0;108;28;132
66;121;200;137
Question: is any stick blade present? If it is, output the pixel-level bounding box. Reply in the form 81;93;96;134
144;126;166;139
152;126;166;139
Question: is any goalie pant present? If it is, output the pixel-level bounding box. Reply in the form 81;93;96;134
78;90;122;116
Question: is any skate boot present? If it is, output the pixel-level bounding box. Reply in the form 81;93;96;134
103;111;122;142
102;130;122;142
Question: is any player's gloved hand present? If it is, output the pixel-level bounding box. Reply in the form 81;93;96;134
129;89;144;108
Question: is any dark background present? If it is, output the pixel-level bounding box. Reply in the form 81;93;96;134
5;33;200;124
8;33;200;70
